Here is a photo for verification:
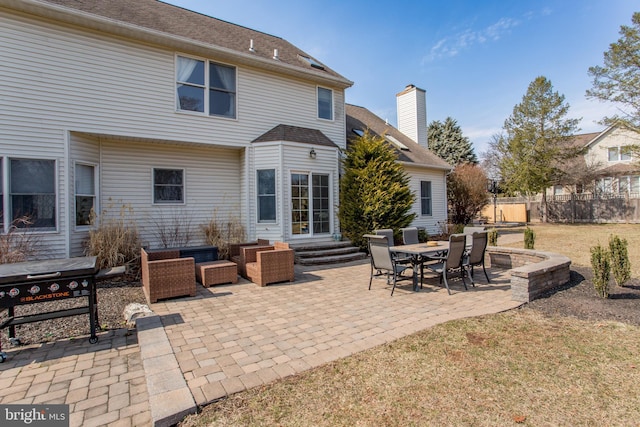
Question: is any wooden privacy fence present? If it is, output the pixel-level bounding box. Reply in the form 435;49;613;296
483;194;640;223
480;203;527;223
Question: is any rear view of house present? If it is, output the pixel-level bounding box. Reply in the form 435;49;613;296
0;0;352;258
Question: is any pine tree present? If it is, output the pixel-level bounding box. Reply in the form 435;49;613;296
427;117;478;165
499;76;580;222
339;131;416;250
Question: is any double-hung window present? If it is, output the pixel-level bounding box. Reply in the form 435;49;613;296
75;163;96;226
10;158;56;229
153;168;184;204
176;55;236;118
420;181;432;216
608;146;632;162
317;87;333;120
257;169;276;222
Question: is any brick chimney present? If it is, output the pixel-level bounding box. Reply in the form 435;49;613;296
396;84;428;148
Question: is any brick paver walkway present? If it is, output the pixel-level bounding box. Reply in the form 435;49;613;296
0;329;151;427
1;260;521;426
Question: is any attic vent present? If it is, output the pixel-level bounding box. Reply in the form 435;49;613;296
249;39;255;52
273;49;279;60
385;134;410;151
298;54;325;70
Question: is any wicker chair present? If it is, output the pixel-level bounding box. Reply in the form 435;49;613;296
232;244;272;277
245;242;295;286
141;248;196;303
228;239;270;259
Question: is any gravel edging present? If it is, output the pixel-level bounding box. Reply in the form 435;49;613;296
1;280;147;350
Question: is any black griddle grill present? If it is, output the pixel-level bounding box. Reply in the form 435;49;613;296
0;256;104;362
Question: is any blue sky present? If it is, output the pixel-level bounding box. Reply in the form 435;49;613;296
165;0;637;155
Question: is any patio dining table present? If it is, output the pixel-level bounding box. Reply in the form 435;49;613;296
390;241;449;291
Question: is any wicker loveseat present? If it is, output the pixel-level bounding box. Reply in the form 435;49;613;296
244;242;295;287
141;248;197;303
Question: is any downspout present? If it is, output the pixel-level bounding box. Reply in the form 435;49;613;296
64;130;70;257
279;143;285;241
244;147;252;240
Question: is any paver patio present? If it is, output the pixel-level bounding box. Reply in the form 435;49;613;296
1;259;520;426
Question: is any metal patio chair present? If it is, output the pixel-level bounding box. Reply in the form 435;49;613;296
366;234;412;296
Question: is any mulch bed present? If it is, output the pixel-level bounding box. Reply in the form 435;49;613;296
522;266;640;326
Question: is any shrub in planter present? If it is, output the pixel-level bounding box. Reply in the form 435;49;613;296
590;244;611;298
487;228;499;246
609;234;631;287
524;227;535;249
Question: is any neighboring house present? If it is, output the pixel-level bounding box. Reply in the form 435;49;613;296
552;125;640;196
0;0;353;258
345;84;452;236
586;125;639;196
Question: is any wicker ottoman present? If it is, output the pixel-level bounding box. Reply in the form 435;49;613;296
196;260;238;287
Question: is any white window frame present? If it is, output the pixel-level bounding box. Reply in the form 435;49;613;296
289;171;334;238
175;54;237;119
74;162;98;229
317;86;334;121
257;169;277;223
8;157;58;231
630;175;640;194
420;181;432;216
608;146;633;162
152;167;186;205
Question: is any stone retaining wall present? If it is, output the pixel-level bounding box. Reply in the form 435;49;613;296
486;247;571;303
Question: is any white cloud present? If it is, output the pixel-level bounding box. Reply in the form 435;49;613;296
424;17;519;62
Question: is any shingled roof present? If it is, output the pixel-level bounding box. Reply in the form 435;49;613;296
345;104;451;170
11;0;351;87
252;124;338;147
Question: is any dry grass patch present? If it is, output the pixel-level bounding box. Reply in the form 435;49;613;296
501;223;640;277
181;310;640;427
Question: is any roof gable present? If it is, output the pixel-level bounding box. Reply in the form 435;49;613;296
345;104;451;170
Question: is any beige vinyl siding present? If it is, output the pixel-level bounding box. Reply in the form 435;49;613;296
404;166;448;236
1;12;346;149
98;139;242;249
397;88;427;148
0;123;67;258
69;133;101;256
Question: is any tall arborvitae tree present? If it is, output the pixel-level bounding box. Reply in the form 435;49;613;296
339;131;416;250
499;76;580;222
427;117;478;165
